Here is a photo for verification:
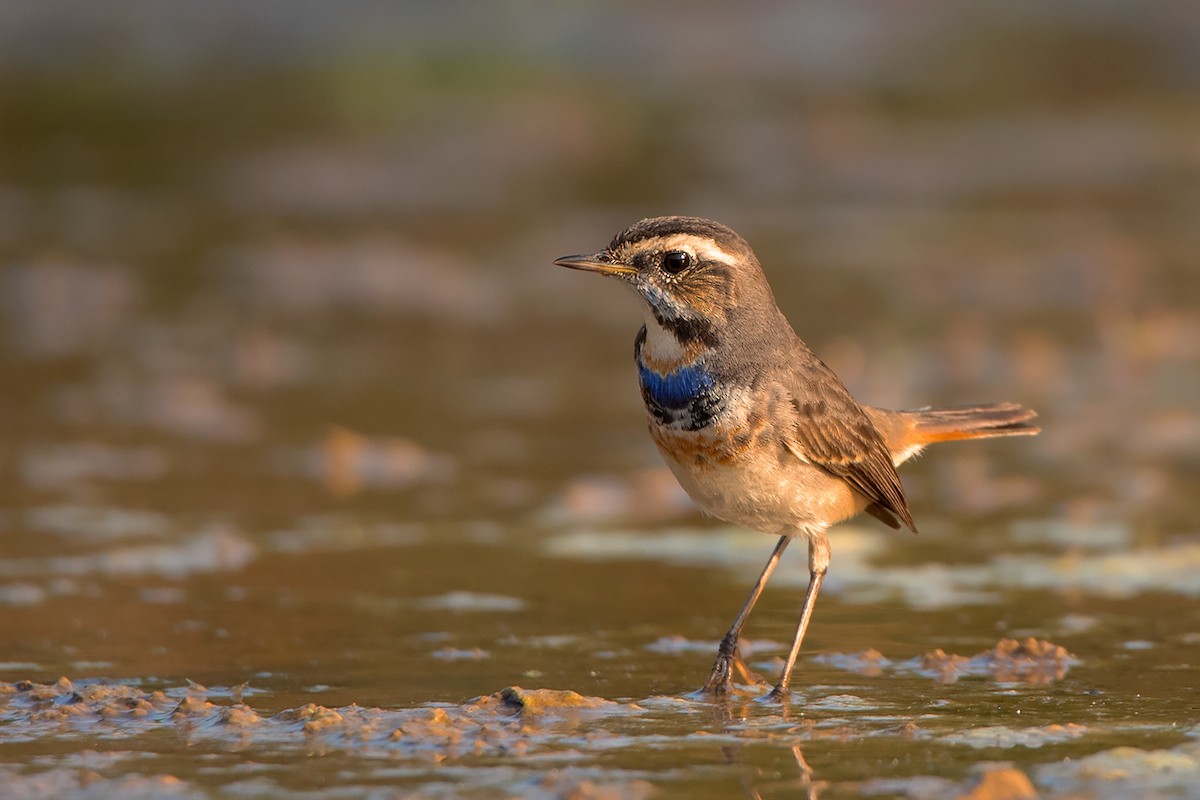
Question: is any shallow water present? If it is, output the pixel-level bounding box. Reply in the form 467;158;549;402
3;2;1200;797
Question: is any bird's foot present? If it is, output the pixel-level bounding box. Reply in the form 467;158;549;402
686;653;734;698
699;658;734;696
690;633;752;698
760;683;795;704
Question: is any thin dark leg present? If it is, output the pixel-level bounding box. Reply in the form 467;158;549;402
767;531;830;700
700;534;791;694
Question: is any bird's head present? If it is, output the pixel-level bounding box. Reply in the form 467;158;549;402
555;216;779;346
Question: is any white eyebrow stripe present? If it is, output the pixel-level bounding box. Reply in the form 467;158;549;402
621;233;740;267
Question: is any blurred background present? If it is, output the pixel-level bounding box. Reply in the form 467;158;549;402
2;1;1199;795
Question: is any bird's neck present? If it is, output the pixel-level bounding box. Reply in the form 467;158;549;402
637;311;714;374
635;319;724;430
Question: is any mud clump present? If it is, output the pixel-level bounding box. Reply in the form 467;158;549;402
1;677;212;728
487;686;617;716
0;679;637;761
921;638;1077;684
960;764;1038;799
818;638;1078;684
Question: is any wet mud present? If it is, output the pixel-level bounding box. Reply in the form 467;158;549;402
3;652;1198;799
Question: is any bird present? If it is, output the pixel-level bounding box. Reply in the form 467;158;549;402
555;215;1039;701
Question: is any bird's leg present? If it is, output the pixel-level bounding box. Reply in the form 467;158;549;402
767;530;830;701
701;534;791;695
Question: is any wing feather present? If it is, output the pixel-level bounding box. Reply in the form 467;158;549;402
778;359;916;532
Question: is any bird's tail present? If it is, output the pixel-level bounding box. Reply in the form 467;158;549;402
902;403;1040;444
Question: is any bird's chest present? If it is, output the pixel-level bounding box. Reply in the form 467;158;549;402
634;324;725;432
637;363;726;431
633;323;760;475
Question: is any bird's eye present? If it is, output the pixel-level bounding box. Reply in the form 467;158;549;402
661;251;691;274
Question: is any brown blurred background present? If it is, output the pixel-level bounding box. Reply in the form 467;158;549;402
1;0;1198;748
3;2;1200;796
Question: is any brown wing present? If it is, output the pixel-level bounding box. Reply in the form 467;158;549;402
780;360;917;533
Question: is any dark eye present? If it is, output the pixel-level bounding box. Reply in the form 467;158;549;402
662;251;691;274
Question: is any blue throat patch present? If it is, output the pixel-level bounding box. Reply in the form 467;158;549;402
633;325;724;430
637;362;714;410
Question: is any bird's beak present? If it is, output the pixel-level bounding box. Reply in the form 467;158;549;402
553;253;637;277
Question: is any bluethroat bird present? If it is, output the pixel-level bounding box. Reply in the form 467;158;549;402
555;216;1039;701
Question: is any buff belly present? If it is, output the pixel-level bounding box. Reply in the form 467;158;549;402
649;413;868;537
